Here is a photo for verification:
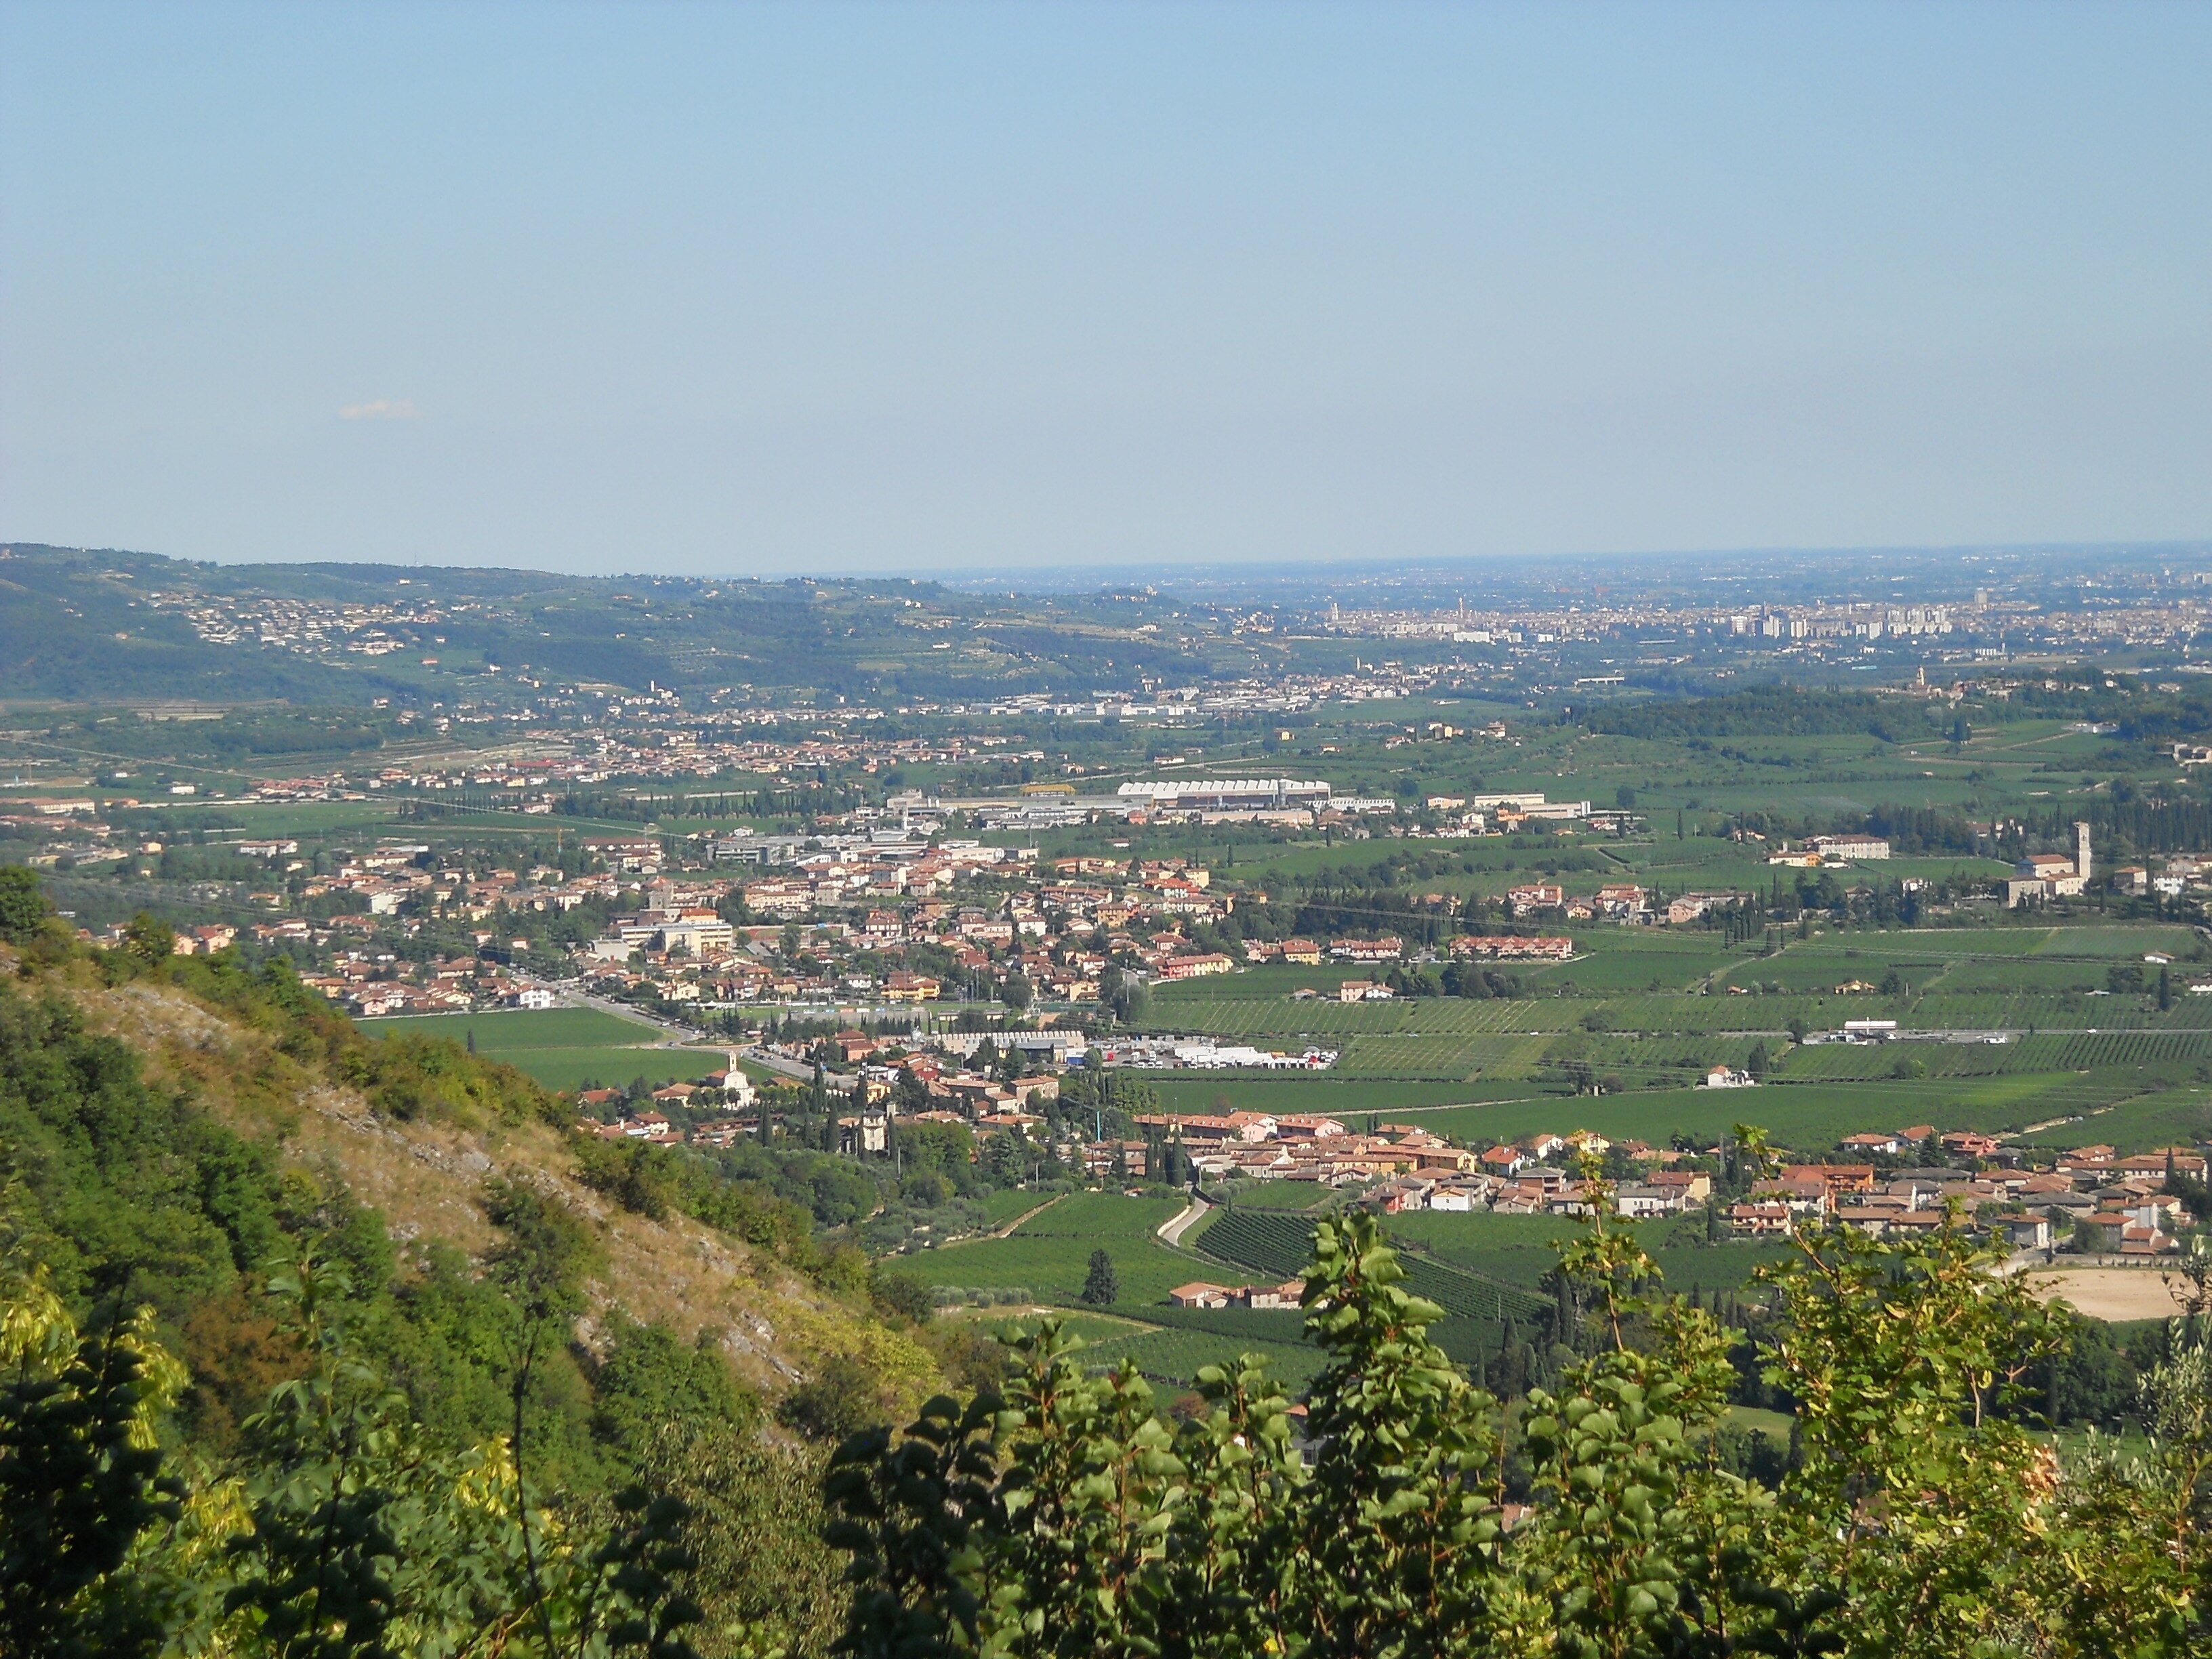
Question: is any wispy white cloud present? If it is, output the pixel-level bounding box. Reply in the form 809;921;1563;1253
339;398;422;421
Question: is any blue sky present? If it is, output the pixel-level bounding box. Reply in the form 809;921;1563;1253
3;2;2207;576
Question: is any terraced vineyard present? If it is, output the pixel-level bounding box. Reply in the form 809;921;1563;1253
1135;1303;1312;1343
1082;1326;1328;1390
1781;1029;2212;1084
1194;1211;1317;1279
1200;1210;1551;1327
1333;1031;1569;1080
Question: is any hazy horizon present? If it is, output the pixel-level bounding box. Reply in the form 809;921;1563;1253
5;3;2209;576
20;534;2212;603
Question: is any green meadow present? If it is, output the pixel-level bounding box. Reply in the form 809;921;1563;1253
360;1005;730;1094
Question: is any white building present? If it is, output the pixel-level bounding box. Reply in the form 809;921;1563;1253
1115;779;1331;812
1805;834;1891;861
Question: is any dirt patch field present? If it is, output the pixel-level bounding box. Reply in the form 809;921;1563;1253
2027;1267;2190;1322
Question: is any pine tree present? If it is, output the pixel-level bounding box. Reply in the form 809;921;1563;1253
1080;1248;1120;1307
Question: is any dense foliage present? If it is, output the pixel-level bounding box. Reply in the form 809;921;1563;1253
1576;688;1942;744
827;1166;2212;1659
0;920;888;1658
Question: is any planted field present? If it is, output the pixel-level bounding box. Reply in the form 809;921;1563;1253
1012;1191;1186;1238
1215;1181;1332;1211
1547;1033;1763;1074
1582;994;1821;1033
905;1191;1215;1308
2035;924;2201;958
967;1309;1140;1348
1933;959;2107;993
361;1006;725;1093
1786;927;2053;958
1134;1303;1311;1344
1385;1210;1790;1296
1199;1210;1550;1326
1147;1076;1517;1116
205;800;413;838
1713;958;1920;994
1777;1041;2020;1082
1333;1033;1509;1079
2043;1031;2212;1069
981;1189;1049;1227
1082;1326;1328;1390
1390;1070;2157;1154
903;1233;1215;1308
1531;939;1750;994
2014;1086;2212;1155
365;1007;658;1050
1195;1211;1316;1279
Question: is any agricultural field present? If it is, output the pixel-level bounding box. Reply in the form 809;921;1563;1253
1387;1069;2172;1152
1126;909;2212;1148
903;1191;1619;1386
1200;1210;1550;1327
360;1005;729;1093
954;1292;1329;1391
2028;1269;2192;1324
1082;1323;1328;1392
1147;1076;1514;1116
981;1188;1051;1228
1384;1210;1793;1296
903;1190;1218;1307
1212;1180;1333;1211
2013;1084;2212;1155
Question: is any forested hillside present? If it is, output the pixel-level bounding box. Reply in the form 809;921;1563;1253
0;884;949;1658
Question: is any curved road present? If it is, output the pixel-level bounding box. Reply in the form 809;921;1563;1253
1157;1197;1210;1248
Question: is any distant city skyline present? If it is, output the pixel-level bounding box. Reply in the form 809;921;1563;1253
4;2;2209;577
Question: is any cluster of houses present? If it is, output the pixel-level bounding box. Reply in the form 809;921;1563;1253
1129;1112;1483;1187
575;1061;760;1147
1720;1130;2207;1254
76;907;549;1018
575;858;1250;1007
560;1030;2205;1256
84;918;245;958
245;790;1942;1027
2006;823;2095;907
1490;882;1757;926
1168;1277;1305;1310
1428;1133;1713;1218
1097;1122;1721;1218
2108;848;2212;905
1763;834;1893;867
1179;1119;2209;1254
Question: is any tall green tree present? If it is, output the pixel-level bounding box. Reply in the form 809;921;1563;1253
0;867;47;945
1078;1250;1118;1309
